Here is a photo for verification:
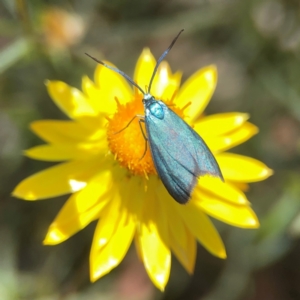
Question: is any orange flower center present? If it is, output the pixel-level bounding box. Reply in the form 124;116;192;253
107;92;186;176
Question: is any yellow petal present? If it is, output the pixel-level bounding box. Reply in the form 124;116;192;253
134;48;156;94
46;81;97;118
194;113;250;137
25;142;107;161
229;181;249;191
43;170;113;244
160;71;182;101
134;234;143;262
194;190;260;228
90;179;140;281
197;176;249;205
90;208;136;281
205;122;258;152
43;196;107;245
30;120;106;144
30;120;105;144
216;153;273;182
137;182;171;291
12;158;105;200
169;225;196;275
175;65;217;121
151;61;182;100
94;61;132;109
81;75;107;114
174;199;226;259
90;177;141;255
91;192;122;255
158;185;195;274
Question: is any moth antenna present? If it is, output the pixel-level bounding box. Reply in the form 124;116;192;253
85;53;145;95
148;29;184;94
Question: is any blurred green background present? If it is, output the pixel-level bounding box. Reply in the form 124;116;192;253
1;0;300;299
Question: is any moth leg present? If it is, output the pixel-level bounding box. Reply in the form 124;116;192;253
138;119;148;161
114;114;144;134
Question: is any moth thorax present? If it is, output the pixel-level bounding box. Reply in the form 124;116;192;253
149;102;164;119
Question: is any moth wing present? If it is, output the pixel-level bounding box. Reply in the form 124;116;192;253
145;101;223;204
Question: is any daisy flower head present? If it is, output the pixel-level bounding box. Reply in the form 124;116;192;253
13;31;272;291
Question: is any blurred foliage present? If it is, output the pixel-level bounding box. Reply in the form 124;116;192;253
1;0;300;299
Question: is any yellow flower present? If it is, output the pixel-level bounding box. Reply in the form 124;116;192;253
40;7;86;50
13;48;272;291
